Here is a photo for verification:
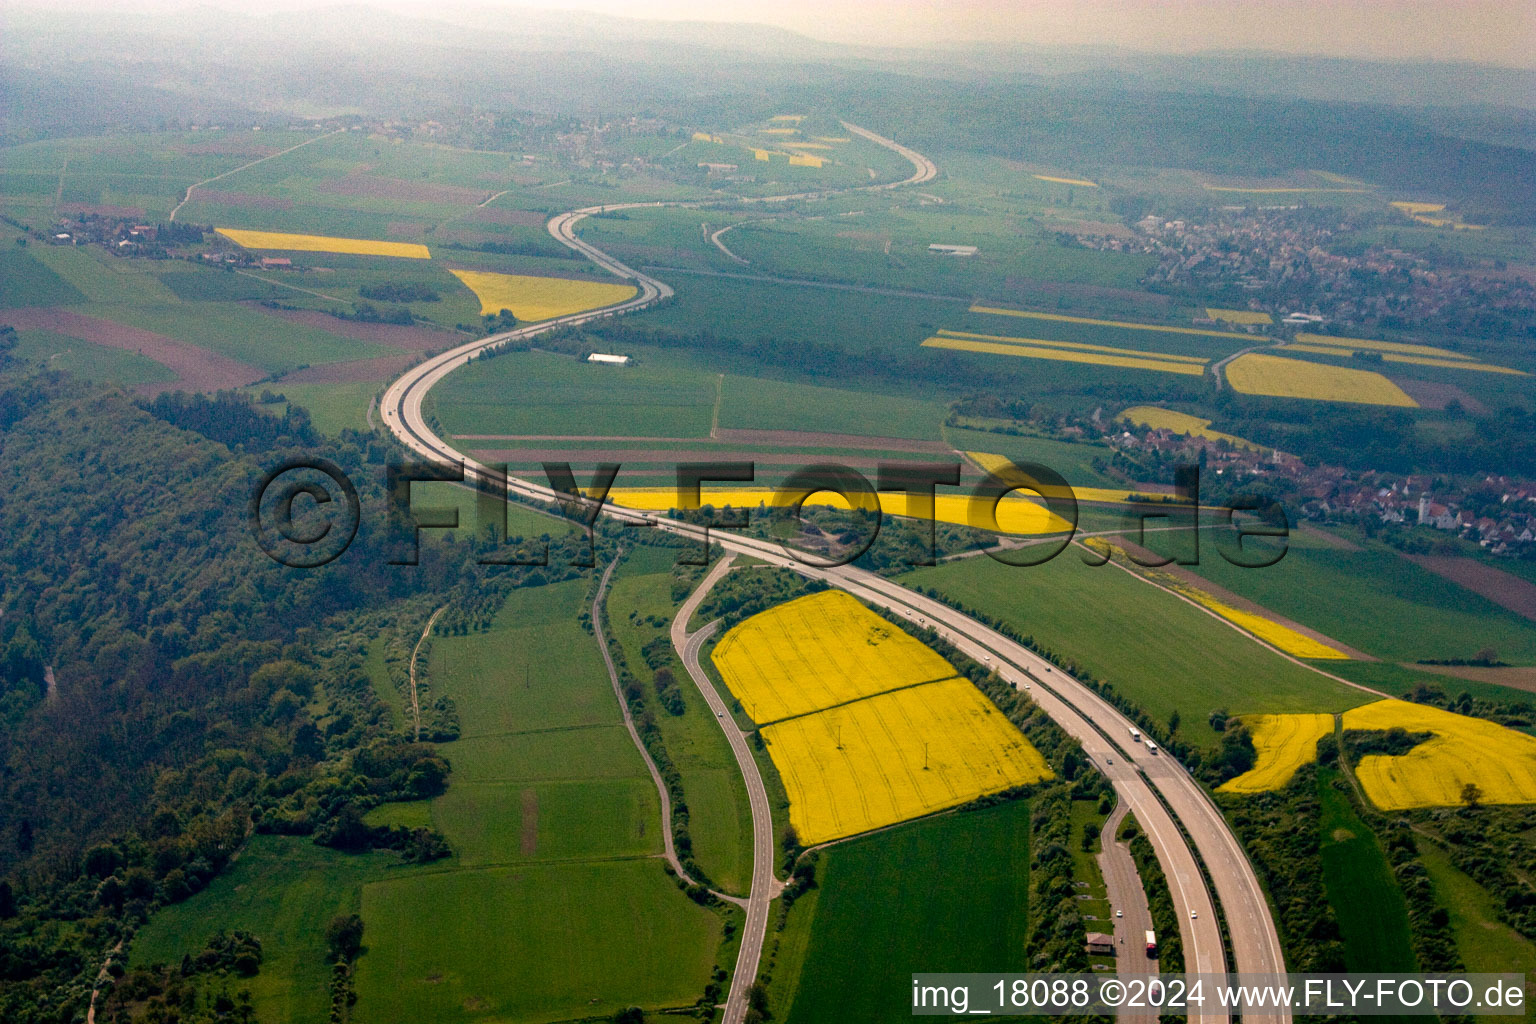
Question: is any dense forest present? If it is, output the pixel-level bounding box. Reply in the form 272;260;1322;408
0;354;593;1021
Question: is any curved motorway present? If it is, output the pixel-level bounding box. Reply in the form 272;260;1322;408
377;122;1284;1024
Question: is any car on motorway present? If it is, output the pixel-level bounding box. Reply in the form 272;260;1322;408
1190;910;1198;919
1116;909;1123;918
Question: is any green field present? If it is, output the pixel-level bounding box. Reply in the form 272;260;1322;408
606;545;753;894
1316;769;1417;971
0;246;86;307
360;578;727;1022
633;273;960;354
719;373;946;440
428;348;719;438
97;301;390;374
776;800;1031;1024
357;859;722;1024
903;554;1366;749
944;425;1121;488
8;327;176;385
263;380;380;435
131;836;408;1024
28;244;184;305
1416;838;1536;980
1193;538;1536;665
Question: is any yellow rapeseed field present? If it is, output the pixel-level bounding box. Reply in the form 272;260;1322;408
1294;332;1457;358
813;136;851;143
968;305;1253;341
1205;307;1273;325
691;132;726;144
964;452;1196;506
1161;578;1350;659
1389;201;1485;229
1217;714;1337;794
769;115;805;122
1088;541;1350;658
764;678;1051;843
1033;174;1099;187
1284;345;1525;376
759;128;798;135
789;154;825;168
936;330;1209;364
215;228;430;259
1224;353;1417;407
711;591;957;724
1203;185;1369;194
1343;699;1536;810
1118;406;1261;450
753;149;772;162
447;270;636;320
601;487;1074;537
923;335;1207;376
1287;334;1525;375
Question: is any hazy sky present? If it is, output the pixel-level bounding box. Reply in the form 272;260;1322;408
31;0;1536;68
488;0;1534;66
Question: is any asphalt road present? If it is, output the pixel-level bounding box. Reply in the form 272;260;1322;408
377;122;1288;1024
671;555;784;1024
1098;801;1160;1024
590;556;737;899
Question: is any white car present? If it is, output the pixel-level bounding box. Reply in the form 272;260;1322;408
1115;909;1123;918
716;711;724;718
1190;911;1198;919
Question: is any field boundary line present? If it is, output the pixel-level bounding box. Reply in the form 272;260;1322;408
409;605;447;741
168;128;346;222
749;672;966;728
234;269;347;304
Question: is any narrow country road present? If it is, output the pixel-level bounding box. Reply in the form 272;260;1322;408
671;555;785;1024
377;120;1288;1024
407;605;447;741
1097;800;1159;1024
168;128;345;222
591;555;738;900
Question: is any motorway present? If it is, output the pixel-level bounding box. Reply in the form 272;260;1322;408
671;555;785;1024
376;121;1286;1024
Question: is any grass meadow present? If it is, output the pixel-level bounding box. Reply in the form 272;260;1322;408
1316;768;1418;971
356;859;722;1024
1415;839;1536;980
774;801;1032;1024
132;836;409;1024
903;554;1366;749
9;327;176;386
607;548;754;895
356;578;726;1022
1193;539;1536;665
428;348;719;438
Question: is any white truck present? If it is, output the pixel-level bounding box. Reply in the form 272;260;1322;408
1146;741;1159;754
1129;728;1141;742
